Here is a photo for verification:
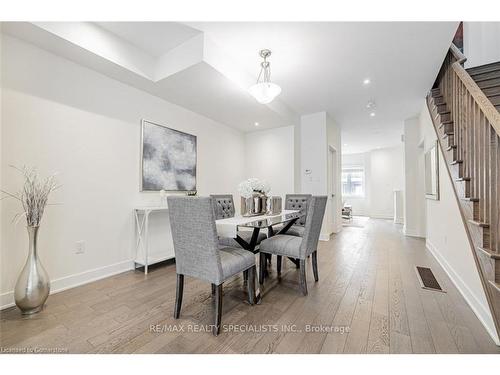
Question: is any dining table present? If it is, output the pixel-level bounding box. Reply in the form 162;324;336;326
215;209;305;302
215;209;304;253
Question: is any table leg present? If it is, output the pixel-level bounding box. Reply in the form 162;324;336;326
135;210;147;271
276;217;299;235
144;211;150;275
236;228;263;303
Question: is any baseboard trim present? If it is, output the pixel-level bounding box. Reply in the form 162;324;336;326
370;214;394;220
426;240;500;346
319;233;331;241
0;259;134;310
403;226;425;238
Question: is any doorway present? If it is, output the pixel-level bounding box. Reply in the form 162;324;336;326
328;146;339;234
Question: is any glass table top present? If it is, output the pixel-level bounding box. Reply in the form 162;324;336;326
238;211;305;229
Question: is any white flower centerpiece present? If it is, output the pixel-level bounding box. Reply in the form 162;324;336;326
238;178;271;216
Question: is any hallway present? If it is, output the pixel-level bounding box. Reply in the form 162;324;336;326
1;219;499;353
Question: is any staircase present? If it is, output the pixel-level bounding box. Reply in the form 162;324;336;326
467;61;500;112
427;43;500;339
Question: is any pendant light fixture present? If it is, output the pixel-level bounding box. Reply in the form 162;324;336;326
248;49;281;104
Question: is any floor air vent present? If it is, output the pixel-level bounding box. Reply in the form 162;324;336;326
415;266;445;292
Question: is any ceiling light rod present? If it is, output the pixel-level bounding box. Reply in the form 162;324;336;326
248;49;282;104
256;49;272;84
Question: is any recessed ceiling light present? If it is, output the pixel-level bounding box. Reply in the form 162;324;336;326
363;78;371;85
254;122;259;126
370;112;376;117
344;144;348;146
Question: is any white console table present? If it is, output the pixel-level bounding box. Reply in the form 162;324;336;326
134;206;173;274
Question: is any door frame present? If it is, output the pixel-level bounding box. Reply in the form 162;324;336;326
328;145;340;234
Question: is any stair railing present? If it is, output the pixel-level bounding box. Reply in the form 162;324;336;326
434;44;500;255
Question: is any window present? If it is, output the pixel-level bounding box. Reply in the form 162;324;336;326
342;167;365;197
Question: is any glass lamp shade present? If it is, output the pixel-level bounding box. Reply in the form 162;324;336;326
248;82;282;104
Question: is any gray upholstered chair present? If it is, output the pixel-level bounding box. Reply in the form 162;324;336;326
167;196;257;336
259;196;327;296
210;194;267;247
275;194;312;237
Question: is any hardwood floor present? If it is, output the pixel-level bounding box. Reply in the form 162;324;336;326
1;218;499;354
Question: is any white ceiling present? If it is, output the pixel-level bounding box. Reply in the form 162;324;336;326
96;22;202;57
187;22;458;153
2;21;458;153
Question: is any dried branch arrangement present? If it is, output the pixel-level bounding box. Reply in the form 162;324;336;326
1;166;60;227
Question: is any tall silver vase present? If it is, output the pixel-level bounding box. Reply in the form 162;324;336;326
14;226;50;314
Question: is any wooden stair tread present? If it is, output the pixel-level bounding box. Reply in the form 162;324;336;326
466;61;500;75
436;108;450;114
482;86;500;96
477;246;499;259
468;219;489;227
489;280;500;293
461;197;479;202
470;70;500;81
477;80;500;90
439;121;453;129
487;94;500;106
472;72;500;82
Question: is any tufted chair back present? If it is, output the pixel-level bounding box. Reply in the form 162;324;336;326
285;194;312;226
210;194;236;220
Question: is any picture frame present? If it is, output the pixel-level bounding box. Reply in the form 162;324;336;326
140;119;197;192
425;140;440;200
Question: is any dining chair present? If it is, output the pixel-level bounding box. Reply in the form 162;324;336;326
167;196;257;336
275;194;312;237
210;194;267;247
259;196;327;296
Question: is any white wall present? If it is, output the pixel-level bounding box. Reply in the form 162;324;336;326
370;147;404;219
0;35;246;308
326;113;342;234
244;126;295;198
417;101;499;344
463;22;500;68
342;146;403;219
300;112;328;195
403;117;426;237
300;112;342;239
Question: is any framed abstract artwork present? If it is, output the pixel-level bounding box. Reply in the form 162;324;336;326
140;119;197;192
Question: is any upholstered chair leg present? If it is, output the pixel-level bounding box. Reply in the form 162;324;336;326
312;251;319;282
213;284;223;336
211;283;216;295
174;274;184;319
247;266;256;305
259;253;266;285
299;260;308;296
243;269;249;284
276;255;282;278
